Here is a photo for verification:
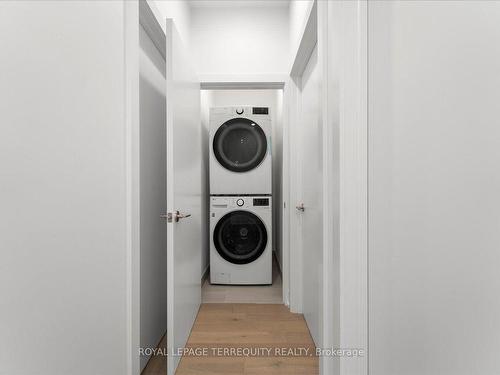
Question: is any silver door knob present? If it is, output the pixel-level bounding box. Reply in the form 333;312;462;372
296;203;305;212
176;211;191;221
160;211;191;223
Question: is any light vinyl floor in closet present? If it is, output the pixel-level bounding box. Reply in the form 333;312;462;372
201;257;282;304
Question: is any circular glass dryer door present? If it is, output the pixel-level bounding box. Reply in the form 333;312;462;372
213;118;267;172
213;210;268;264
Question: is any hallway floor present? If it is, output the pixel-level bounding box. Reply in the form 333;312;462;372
177;303;318;375
142;304;318;375
142;333;167;375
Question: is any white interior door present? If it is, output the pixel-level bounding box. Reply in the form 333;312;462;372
165;19;202;375
298;44;322;346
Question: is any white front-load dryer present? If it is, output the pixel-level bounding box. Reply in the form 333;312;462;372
210;195;272;285
209;106;272;195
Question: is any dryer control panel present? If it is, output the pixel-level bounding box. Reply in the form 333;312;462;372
253;198;269;206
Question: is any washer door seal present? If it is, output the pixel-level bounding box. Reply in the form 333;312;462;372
213;210;268;264
213;118;267;172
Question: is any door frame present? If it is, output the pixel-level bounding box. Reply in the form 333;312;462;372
329;3;368;375
286;1;368;375
124;1;140;375
200;79;289;306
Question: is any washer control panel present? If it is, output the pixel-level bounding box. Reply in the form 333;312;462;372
211;106;270;119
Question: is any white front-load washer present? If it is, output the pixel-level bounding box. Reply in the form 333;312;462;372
210;195;272;285
209;106;272;195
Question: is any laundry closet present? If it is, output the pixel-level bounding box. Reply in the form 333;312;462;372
136;1;322;374
200;90;283;292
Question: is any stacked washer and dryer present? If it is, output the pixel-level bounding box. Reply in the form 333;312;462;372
209;106;273;285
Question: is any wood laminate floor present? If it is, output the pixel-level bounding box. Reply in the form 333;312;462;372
142;304;318;375
142;333;167;375
178;303;318;375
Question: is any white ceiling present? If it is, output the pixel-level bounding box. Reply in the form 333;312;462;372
189;0;290;8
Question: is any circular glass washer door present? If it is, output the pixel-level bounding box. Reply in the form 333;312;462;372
213;210;268;264
213;118;267;172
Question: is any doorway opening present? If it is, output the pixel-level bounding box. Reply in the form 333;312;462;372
200;89;284;305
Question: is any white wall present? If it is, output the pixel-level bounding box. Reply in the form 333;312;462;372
202;90;284;268
139;24;167;372
369;2;500;374
0;2;130;374
191;5;289;76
